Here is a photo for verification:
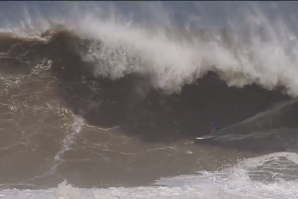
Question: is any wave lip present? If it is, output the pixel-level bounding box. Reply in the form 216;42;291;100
2;7;298;96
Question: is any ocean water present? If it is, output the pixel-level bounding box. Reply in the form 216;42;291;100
0;2;298;198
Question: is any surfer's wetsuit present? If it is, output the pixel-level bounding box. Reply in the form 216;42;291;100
211;119;220;135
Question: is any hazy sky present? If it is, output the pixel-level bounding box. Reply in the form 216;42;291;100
0;2;298;30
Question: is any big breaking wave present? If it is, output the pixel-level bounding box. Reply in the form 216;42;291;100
1;2;298;199
1;2;298;96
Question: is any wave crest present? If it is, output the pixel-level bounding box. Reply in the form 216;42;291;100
0;13;298;96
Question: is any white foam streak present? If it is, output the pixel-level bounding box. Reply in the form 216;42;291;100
53;115;84;162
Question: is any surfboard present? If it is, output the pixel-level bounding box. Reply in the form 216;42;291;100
196;135;216;140
195;129;229;141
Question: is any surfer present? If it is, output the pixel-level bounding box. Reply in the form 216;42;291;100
210;119;220;136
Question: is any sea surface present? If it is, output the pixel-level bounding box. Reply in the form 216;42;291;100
0;2;298;198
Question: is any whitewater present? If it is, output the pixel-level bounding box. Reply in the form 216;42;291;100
2;152;298;199
0;1;298;199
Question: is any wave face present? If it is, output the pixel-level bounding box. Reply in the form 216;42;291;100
1;1;298;198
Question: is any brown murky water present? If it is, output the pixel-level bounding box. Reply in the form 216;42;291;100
0;58;260;189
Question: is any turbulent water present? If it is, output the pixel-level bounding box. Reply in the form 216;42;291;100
1;1;298;198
